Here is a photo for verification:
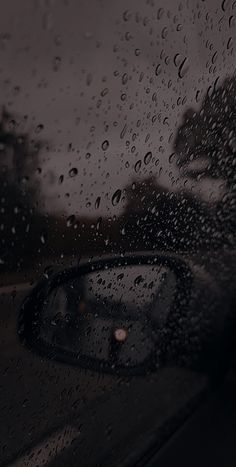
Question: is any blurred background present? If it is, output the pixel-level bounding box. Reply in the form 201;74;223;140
0;0;235;280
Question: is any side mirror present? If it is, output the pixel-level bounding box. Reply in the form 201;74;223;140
18;253;233;377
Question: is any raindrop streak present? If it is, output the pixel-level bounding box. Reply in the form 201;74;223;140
69;168;78;177
178;57;189;78
144;151;152;165
102;140;109;150
112;189;122;206
135;160;142;172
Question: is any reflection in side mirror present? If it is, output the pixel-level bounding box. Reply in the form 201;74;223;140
18;254;193;375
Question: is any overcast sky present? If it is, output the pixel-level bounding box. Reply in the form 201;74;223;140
1;0;236;217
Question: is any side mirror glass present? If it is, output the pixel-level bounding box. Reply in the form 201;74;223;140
18;254;192;375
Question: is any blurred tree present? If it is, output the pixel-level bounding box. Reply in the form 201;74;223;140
0;108;43;270
174;77;236;185
122;176;210;253
174;77;236;248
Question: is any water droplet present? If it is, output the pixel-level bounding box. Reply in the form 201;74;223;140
69;168;78;178
229;15;235;27
144;151;152;165
221;0;229;12
54;34;62;46
43;265;54;279
161;27;168;39
134;275;144;286
102;140;109;150
40;232;47;244
101;88;109;97
195;90;200;102
173;53;181;67
95;196;101;209
135;160;142;172
112;189;121;206
178;57;189;78
120;124;127;139
35;124;44;134
123;10;132;21
13;85;20;95
157;8;164;20
67;215;76;227
227;37;233;49
155;64;161;76
21;176;29;184
135;48;141;56
53;56;61;72
86;73;92;86
122;73;128;85
212;51;218;64
169;153;175;164
117;273;124;281
125;31;132;41
9;119;16;130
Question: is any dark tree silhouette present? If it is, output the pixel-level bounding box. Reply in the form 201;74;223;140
174;77;236;249
174;77;236;186
122;176;211;253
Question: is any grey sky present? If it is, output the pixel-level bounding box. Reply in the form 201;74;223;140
1;0;235;216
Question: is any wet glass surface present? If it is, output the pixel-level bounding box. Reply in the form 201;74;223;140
0;1;235;466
